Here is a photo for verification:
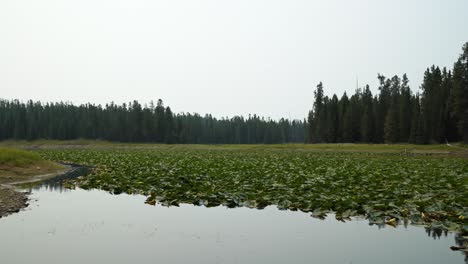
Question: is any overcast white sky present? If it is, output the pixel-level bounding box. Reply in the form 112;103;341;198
0;0;467;119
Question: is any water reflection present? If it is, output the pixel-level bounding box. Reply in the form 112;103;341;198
425;227;467;262
0;185;464;264
35;164;91;190
425;227;449;239
36;184;73;193
454;233;468;262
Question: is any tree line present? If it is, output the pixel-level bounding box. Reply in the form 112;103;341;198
0;99;306;144
2;43;466;145
307;42;468;144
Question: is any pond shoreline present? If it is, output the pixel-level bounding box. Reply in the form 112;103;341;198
0;164;77;219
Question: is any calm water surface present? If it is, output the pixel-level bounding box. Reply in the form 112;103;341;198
0;185;464;264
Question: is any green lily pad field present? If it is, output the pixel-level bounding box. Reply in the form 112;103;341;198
38;146;468;232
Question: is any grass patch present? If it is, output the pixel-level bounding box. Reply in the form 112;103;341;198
0;147;43;166
0;147;63;184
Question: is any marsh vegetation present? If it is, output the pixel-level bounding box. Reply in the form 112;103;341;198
35;144;467;234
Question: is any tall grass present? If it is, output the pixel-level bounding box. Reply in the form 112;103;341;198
0;148;42;167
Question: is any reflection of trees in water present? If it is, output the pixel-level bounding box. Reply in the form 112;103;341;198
425;227;468;261
371;219;410;229
370;220;466;261
454;233;468;261
37;184;70;193
424;227;448;239
403;219;409;229
32;165;91;193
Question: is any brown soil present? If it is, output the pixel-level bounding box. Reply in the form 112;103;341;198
0;188;29;218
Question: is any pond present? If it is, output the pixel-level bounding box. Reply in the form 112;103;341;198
0;182;465;264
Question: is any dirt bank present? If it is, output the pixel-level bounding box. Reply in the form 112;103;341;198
0;168;69;219
0;188;29;218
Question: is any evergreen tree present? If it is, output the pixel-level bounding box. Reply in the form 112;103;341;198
384;76;401;143
360;85;374;142
155;99;165;142
326;95;339;143
312;82;325;142
421;66;444;143
409;95;425;144
375;75;391;143
337;92;349;142
164;107;176;144
452;42;468;143
399;74;412;142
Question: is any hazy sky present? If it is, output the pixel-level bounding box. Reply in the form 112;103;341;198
0;0;467;119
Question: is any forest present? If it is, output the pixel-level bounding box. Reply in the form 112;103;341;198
307;42;468;144
0;99;306;144
1;42;467;145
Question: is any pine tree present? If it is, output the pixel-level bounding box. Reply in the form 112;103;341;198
384;111;397;143
453;42;468;143
375;75;391;143
326;95;339;143
360;85;374;142
313;82;325;142
421;66;444;143
385;75;401;142
337;92;349;142
164;107;175;144
409;95;425;144
399;74;412;142
155;99;165;142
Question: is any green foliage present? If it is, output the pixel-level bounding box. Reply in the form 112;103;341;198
40;147;468;232
0;148;42;167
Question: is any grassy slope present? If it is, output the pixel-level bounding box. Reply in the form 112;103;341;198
0;147;63;184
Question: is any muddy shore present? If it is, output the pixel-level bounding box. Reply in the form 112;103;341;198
0;168;71;219
0;188;29;218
